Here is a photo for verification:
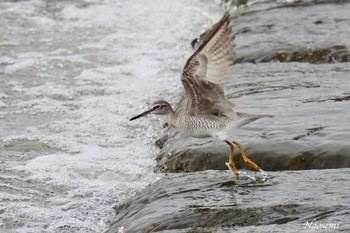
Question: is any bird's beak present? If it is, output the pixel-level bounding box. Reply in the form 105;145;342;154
129;108;155;121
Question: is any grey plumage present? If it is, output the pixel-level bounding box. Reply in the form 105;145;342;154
130;12;272;178
131;12;271;140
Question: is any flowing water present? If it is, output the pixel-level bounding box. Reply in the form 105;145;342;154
2;0;350;232
0;0;223;232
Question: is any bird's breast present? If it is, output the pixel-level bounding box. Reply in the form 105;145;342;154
172;115;231;138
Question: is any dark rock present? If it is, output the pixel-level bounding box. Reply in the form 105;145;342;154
156;140;350;173
156;62;350;173
106;169;350;232
192;1;350;64
178;0;350;174
235;45;350;64
107;1;350;232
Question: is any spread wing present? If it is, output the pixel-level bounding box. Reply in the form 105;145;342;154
181;12;236;117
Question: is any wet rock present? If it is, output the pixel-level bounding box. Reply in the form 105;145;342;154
107;1;350;233
156;62;350;173
156;139;350;173
177;0;350;173
221;0;249;8
236;45;350;64
106;169;350;232
193;1;350;64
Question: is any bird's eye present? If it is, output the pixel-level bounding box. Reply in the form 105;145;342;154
154;105;161;109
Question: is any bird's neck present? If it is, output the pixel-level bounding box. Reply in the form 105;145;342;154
165;111;176;125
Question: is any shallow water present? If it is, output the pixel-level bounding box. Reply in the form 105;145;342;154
107;0;350;232
1;0;349;232
0;0;223;232
108;169;350;233
155;0;350;174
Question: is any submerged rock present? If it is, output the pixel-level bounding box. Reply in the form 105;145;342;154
107;169;350;232
156;140;350;173
156;62;350;173
158;0;350;173
107;1;350;232
193;1;350;64
235;45;350;64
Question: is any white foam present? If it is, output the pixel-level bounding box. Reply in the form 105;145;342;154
0;0;223;232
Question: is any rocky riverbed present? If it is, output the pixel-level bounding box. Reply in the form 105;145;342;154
107;0;350;232
107;169;350;233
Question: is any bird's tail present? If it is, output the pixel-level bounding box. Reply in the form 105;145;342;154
233;112;273;129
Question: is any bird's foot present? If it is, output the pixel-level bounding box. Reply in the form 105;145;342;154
225;162;239;178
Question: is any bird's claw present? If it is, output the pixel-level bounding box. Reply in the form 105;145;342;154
225;162;239;178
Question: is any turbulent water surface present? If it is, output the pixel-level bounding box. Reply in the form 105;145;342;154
1;0;350;232
108;0;350;232
0;0;223;232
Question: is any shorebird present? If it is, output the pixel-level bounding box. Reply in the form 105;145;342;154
130;12;272;178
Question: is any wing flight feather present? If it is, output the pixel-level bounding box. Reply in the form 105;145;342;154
181;12;235;116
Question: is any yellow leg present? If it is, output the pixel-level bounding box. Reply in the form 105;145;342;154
224;141;239;177
232;141;261;171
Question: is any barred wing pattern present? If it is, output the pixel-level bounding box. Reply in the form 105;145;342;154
181;12;236;117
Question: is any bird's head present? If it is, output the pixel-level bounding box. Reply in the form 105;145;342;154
129;100;174;121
